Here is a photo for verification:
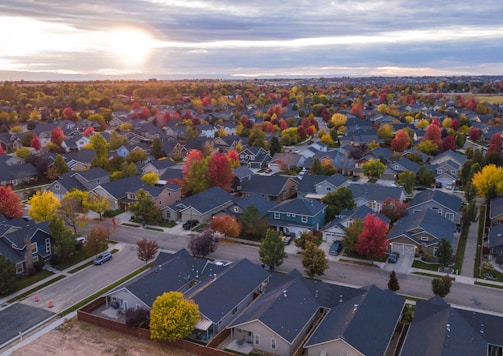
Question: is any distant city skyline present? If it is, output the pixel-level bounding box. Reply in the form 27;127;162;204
1;1;502;80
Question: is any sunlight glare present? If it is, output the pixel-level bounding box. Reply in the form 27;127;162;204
105;28;156;67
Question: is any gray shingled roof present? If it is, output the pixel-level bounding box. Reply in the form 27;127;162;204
97;175;177;200
269;198;326;216
242;175;298;196
408;189;463;213
489;197;503;219
169;186;235;214
349;183;403;202
235;194;277;218
488;224;503;249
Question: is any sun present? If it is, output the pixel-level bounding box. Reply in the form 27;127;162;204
107;28;156;67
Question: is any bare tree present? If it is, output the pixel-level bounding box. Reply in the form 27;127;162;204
136;238;159;264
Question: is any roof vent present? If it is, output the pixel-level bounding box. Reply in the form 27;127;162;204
480;324;484;334
283;290;287;297
315;289;318;298
353;304;358;312
339;294;343;303
446;324;450;332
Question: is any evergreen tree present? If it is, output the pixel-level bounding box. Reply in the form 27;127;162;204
0;255;17;295
52;154;70;175
432;275;452;297
269;136;282;156
436;238;453;269
151;137;166;159
310;157;323;175
388;270;400;292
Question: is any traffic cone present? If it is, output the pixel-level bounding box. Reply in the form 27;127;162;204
48;300;53;308
34;294;39;302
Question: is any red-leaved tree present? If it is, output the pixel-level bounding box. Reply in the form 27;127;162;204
208;152;234;191
487;133;502;154
30;134;41;150
62;107;75;121
50;127;66;146
391;130;411;152
356;214;389;263
83;127;95;137
468;127;480;141
380;198;408;223
350;102;364;119
227;150;240;168
442;135;456;152
210;214;241;239
0;186;24;219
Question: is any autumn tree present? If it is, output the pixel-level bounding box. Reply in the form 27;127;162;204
343;219;363;253
330;113;347;131
211;214;241;239
321;158;337;175
436;238;453;269
129;189;162;225
126;148;148;164
52;154;70;175
432;275;452;297
295;230;322;250
362;158;385;180
391;130;411;152
259;229;288;270
472;164;503;202
377;124;394;144
86;225;109;256
321;187;356;222
151;137;166;159
0;255;17;295
58;191;88;233
28;190;60;222
356;214;388;263
85;194;111;220
50;127;66;146
381;198;408;223
397;171;416;194
30;134;41;150
239;205;269;239
187;229;218;257
48;215;76;259
109;131;128;150
487;133;503;154
182;149;209;194
136;238;160;264
302;241;329;278
150;292;200;342
248;125;267;148
468;127;480;141
388;270;400;292
0;186;23;219
208;152;234;191
141;172;160;185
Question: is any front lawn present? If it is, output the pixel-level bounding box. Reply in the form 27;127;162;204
412;259;440;271
52;248;91;271
342;249;387;263
1;270;54;298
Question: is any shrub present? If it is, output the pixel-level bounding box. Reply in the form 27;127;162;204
125;307;150;328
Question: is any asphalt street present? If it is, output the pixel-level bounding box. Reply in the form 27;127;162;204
0;304;54;346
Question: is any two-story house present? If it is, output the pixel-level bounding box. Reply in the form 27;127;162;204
239;146;271;169
407;190;463;225
268;198;327;236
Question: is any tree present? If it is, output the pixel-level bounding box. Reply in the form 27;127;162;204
310;157;323;175
269;136;282;156
487;133;502;154
85;194;111;220
52;154;70;175
28;191;60;222
208;152;234;191
211;214;241;238
442;135;456;152
0;186;23;219
129;189;162;225
136;238;159;264
362;158;385;180
248;125;267;148
377;124;394;144
259;229;288;270
432;275;452;297
187;229;218;257
469;127;481;141
417;140;439;155
302;241;329;278
141;172;160;185
391;130;411;152
380;198;408;223
50;127;66;146
417;166;435;187
343;219;363;253
48;216;76;259
436;238;453;269
150;291;200;342
239;205;269;239
388;270;400;292
151;137;166;159
58;193;88;233
295;230;322;250
472;164;503;202
397;171;416;194
109;131;128;150
0;255;17;295
356;214;388;263
15;147;31;159
126;148;148;164
182;149;209;194
424;124;442;147
30;134;41;150
321;187;356;222
86;225;109;256
320;158;337;175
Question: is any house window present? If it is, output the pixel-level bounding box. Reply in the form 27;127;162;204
291;214;296;218
136;304;140;310
488;343;503;356
302;216;308;223
271;338;275;349
45;238;51;254
368;200;377;210
232;307;238;314
255;334;260;345
451;170;456;175
286;213;291;217
433;247;438;257
31;242;37;254
420;236;429;241
274;212;280;219
445;212;454;221
437;168;443;174
326;187;331;192
234;207;239;213
130;193;136;200
55;184;60;189
16;262;23;274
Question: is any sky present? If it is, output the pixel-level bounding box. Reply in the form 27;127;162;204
1;0;502;80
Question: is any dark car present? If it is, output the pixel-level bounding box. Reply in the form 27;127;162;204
329;241;343;256
183;219;199;230
351;175;360;181
388;252;400;263
435;182;442;188
415;186;427;191
94;251;113;265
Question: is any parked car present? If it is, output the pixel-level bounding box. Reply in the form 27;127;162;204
183;219;199;230
264;168;272;174
388;252;400;263
94;251;113;265
75;236;86;245
351;175;360;181
329;241;343;256
435;182;442;188
415;186;427;191
282;232;295;245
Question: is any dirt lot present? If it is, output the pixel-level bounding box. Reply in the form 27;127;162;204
11;318;197;356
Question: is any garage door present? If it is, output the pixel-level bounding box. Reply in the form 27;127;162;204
391;243;416;256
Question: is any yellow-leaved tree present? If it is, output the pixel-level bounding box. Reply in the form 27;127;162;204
472;164;503;202
28;191;60;222
150;291;200;342
141;172;160;185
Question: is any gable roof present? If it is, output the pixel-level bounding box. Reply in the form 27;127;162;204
269;198;326;216
242;175;298;196
408;189;463;213
297;173;347;195
489;196;503;219
234;194;277;218
169;186;235;214
349;183;404;202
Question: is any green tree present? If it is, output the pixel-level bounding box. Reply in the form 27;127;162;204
28;191;60;222
15;147;31;159
89;133;109;156
239;205;269;239
436;238;453;269
52;154;70;175
0;255;17;295
432;275;452;297
310;157;323;175
417;166;435;187
397;171;416;194
259;229;288;270
248;125;267;148
141;172;160;185
362;158;385;180
150;291;200;342
302;241;329;278
321;187;356;222
86;225;109;256
129;189;162;225
343;219;363;253
85;194;111;220
269;136;282;157
388;270;400;292
48;216;76;259
295;230;322;250
109;131;128;150
151;137;166;159
126;148;148;164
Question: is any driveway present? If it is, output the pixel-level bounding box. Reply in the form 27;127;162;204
382;253;414;274
0;304;54;346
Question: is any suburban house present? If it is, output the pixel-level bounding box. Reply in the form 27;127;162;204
239;146;271;169
297;173;348;200
242;175;299;202
304;285;405;356
348;183;406;213
489;197;503;226
45;167;110;201
388;156;421;176
387;209;458;257
488;223;503;257
140;158;175;176
0;218;53;275
104;249;270;342
229;194;276;220
91;175;181;211
401;296;503;356
163;186;236;223
407;189;463;225
232;166;254;192
428;150;467;188
269;152;304;171
268;198;327;236
60;149;97;171
0;161;39;187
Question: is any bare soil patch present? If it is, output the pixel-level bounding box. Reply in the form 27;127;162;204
12;318;197;356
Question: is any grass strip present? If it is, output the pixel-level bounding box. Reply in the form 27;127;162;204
145;227;164;232
68;261;93;274
7;275;66;303
122;223;140;227
475;281;503;289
